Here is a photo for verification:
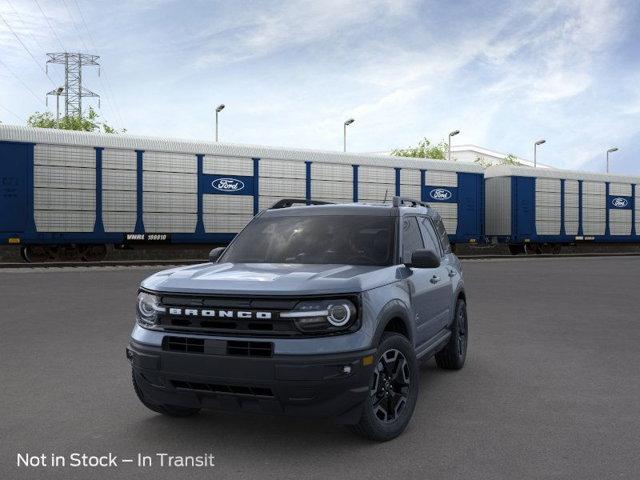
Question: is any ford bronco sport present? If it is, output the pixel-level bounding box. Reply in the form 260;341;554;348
128;196;468;441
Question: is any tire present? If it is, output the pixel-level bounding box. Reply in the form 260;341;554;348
351;333;419;441
132;370;200;417
435;298;468;370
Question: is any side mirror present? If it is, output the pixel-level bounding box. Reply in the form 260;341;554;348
209;247;225;263
408;249;440;268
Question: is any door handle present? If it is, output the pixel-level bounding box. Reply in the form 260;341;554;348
430;275;441;284
448;268;456;277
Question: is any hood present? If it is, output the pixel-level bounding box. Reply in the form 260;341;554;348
141;262;399;296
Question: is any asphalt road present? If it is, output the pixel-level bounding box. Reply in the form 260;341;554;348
1;257;639;480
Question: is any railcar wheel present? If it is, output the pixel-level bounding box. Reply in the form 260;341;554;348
79;244;107;262
523;243;542;255
22;245;49;263
508;244;524;255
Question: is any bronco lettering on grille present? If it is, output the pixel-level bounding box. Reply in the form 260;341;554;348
168;308;272;319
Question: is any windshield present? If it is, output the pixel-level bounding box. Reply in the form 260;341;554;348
220;215;396;266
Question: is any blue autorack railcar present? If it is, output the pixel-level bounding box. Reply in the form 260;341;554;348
485;165;640;254
0;125;485;261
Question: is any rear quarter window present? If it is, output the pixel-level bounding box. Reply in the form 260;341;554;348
433;216;451;254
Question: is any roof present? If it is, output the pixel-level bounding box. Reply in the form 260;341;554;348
0;124;484;174
485;164;640;184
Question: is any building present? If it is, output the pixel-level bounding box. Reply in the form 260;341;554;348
370;145;553;169
451;145;552;169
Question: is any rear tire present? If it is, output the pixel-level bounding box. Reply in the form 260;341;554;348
435;298;468;370
132;370;200;417
351;333;419;441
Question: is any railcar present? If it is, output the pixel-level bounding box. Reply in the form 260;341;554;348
0;125;485;262
485;165;640;254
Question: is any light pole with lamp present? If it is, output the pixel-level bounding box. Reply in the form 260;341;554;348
343;118;355;152
606;147;618;173
448;130;460;161
534;139;546;167
215;104;225;142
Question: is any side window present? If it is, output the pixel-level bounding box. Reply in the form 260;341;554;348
401;217;424;264
433;216;452;254
418;217;442;256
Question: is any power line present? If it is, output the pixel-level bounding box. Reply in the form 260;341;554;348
5;0;65;86
33;0;67;52
0;103;24;122
0;12;58;88
60;0;90;52
69;0;125;128
0;57;46;105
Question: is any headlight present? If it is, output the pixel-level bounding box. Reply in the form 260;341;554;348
136;291;164;328
281;299;357;334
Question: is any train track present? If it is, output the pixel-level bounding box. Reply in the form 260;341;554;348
1;252;640;268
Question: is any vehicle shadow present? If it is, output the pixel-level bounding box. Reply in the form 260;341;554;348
124;357;457;450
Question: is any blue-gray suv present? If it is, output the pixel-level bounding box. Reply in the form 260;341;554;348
127;197;468;441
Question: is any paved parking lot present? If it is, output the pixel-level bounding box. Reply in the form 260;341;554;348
1;257;639;480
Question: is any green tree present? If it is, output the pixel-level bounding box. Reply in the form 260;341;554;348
474;153;523;169
27;107;124;133
502;153;522;166
391;138;449;160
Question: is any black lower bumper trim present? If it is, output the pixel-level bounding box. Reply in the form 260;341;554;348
128;340;375;423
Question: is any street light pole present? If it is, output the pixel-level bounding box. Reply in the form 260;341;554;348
534;139;546;167
448;130;460;161
55;87;64;127
606;147;618;173
215;104;225;142
343;118;355;152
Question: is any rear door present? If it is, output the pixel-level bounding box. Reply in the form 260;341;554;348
0;142;28;232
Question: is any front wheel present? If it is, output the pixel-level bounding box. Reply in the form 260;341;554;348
435;298;468;370
351;333;419;441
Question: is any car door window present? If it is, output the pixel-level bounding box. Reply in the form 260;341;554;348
418;217;442;256
432;216;451;254
401;217;424;264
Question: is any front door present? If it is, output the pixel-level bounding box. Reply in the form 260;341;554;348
418;216;453;332
401;216;447;347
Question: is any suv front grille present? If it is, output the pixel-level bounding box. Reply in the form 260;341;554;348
157;295;301;337
171;380;274;398
163;336;204;353
163;336;273;357
227;340;273;357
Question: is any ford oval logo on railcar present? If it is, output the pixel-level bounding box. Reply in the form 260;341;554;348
429;188;452;201
611;197;629;208
212;178;245;192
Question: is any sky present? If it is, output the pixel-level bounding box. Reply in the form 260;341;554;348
1;0;639;174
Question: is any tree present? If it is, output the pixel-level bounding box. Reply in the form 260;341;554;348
27;107;124;133
474;153;523;169
391;138;449;160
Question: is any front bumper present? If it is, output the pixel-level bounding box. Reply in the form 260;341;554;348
128;339;376;424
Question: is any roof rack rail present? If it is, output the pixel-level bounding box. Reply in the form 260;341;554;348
391;196;430;209
269;198;334;209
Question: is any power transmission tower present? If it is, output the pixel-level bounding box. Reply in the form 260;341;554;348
46;53;100;118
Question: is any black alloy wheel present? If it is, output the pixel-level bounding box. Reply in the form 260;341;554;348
351;332;419;441
371;348;411;423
